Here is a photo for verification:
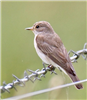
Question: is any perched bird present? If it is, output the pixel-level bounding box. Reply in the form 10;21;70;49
25;21;83;89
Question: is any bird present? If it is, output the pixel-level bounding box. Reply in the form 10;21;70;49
25;21;83;89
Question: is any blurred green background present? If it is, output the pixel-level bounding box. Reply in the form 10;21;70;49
1;1;86;100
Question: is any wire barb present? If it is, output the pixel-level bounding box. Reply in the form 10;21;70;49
0;43;87;94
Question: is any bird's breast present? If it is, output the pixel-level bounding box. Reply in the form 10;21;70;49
34;35;52;64
34;35;67;75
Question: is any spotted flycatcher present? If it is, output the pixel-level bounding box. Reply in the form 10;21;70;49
25;21;83;89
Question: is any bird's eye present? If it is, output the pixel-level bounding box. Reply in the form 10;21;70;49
36;25;39;28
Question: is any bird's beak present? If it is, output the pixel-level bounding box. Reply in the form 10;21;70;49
25;27;33;31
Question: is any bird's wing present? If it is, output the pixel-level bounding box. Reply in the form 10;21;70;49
36;33;75;75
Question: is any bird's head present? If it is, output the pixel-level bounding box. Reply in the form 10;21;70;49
25;21;54;35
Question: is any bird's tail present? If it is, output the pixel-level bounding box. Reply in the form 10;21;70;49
68;73;83;89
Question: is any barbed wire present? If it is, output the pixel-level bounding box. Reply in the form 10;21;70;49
0;43;87;94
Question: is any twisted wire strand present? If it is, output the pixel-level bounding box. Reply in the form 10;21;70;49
0;43;87;94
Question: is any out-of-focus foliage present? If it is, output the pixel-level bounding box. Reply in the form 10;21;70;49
1;1;86;99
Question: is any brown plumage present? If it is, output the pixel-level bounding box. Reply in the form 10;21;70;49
36;33;83;89
26;21;83;89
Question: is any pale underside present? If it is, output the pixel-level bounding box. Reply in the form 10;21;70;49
34;35;67;74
